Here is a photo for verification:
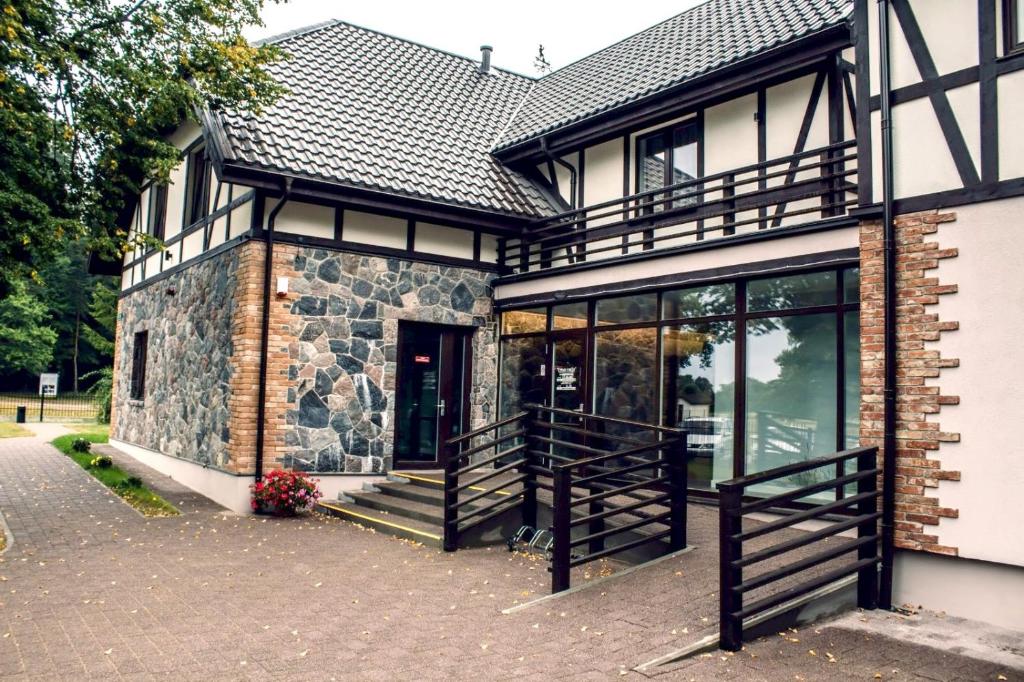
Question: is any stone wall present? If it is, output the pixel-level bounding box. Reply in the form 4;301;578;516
113;248;239;470
272;246;498;474
859;211;961;556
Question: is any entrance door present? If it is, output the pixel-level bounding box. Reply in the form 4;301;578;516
394;322;471;469
549;330;588;413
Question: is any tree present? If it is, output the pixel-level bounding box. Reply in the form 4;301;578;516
0;283;57;375
0;0;285;297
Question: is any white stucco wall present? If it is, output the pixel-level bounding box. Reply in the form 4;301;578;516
927;196;1024;569
274;201;335;239
343;210;407;249
415;221;474;259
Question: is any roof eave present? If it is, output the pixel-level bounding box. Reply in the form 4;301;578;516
219;160;539;233
492;22;853;163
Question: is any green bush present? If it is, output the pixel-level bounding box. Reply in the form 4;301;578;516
71;438;92;453
125;476;143;488
89;454;112;469
82;366;113;424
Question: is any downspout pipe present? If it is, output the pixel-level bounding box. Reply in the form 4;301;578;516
876;0;897;610
254;178;293;483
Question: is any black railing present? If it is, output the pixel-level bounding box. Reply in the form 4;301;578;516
0;392;101;423
443;405;688;593
500;140;857;275
716;446;881;651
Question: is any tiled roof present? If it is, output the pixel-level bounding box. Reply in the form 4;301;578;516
493;0;852;152
218;21;555;218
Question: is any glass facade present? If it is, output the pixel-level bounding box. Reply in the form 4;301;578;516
498;266;860;501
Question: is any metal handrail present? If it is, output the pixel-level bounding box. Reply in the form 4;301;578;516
717;447;880;652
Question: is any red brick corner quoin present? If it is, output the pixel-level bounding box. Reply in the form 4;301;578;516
859;210;961;556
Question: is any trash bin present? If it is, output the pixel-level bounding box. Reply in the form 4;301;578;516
15;405;26;423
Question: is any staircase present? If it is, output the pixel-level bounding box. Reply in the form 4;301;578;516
317;471;517;548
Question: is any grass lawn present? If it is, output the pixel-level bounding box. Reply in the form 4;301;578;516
0;422;32;438
52;425;179;517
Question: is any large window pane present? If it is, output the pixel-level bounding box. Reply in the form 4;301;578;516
551;302;588;330
662;322;735;490
594;328;658;435
671;124;700;208
843;268;860;303
499;336;546;419
662;282;735;319
747;271;837;312
501;308;546;334
745;314;837;499
596;293;657;326
844;311;860;448
637;132;668;213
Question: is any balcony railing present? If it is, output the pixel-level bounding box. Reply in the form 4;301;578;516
499;140;857;275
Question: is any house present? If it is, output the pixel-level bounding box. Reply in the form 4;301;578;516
107;0;1024;630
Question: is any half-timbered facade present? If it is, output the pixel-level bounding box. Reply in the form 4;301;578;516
106;0;1023;629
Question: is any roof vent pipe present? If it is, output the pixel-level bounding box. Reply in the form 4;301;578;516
479;45;492;74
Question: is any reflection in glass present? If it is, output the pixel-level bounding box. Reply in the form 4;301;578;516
502;308;546;334
596;293;657;326
551;302;588;330
594;328;657;436
662;283;735;319
747;271;837;312
844;311;860;448
745;314;837;499
662;322;735;489
498;336;546;419
671;125;700;209
843;268;860;303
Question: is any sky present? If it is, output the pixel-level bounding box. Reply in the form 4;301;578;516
248;0;705;77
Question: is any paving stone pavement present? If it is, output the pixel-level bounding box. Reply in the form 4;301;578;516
0;431;1020;680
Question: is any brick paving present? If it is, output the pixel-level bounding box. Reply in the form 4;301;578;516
0;433;1020;680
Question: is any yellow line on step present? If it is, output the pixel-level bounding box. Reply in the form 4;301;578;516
396;472;512;496
317;502;442;540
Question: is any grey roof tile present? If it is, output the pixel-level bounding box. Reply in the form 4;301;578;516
493;0;852;152
220;20;553;218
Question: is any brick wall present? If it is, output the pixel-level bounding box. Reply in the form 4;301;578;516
859;210;961;556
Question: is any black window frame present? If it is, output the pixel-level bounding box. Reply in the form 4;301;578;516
129;331;149;401
146;183;168;241
183;146;211;228
634;118;703;216
1007;0;1024;55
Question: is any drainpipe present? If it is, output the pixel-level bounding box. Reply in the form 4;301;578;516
254;178;293;483
877;0;897;610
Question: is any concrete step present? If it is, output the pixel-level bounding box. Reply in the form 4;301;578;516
316;499;443;548
344;490;447;526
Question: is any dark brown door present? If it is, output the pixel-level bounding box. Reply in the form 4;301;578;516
394;322;472;469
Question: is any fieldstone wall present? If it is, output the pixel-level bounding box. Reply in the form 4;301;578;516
279;247;498;474
113;248;238;469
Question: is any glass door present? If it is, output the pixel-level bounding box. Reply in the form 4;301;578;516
394;322;470;469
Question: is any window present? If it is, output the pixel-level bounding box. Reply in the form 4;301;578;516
146;184;168;241
1007;0;1024;54
184;147;211;227
129;331;149;401
636;120;700;213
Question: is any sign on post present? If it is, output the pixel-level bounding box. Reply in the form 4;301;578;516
38;373;58;397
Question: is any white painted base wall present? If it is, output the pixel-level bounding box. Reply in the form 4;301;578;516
894;551;1024;631
108;439;383;514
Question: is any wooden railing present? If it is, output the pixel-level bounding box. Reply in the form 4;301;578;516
443;405;688;593
716;446;881;651
499;140;857;275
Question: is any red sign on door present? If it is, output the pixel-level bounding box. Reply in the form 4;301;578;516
414;355;431;364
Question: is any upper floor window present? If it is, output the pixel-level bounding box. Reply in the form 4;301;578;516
184;146;211;227
636;120;700;213
146;183;168;241
1007;0;1024;54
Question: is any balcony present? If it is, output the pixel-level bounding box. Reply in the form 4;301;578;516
499;140;857;277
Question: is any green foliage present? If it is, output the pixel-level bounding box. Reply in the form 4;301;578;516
71;436;91;452
0;0;285;297
89;454;112;468
82;365;113;422
82;279;117;357
0;282;57;374
52;427;178;516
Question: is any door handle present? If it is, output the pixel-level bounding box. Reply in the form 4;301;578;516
438;399;446;417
